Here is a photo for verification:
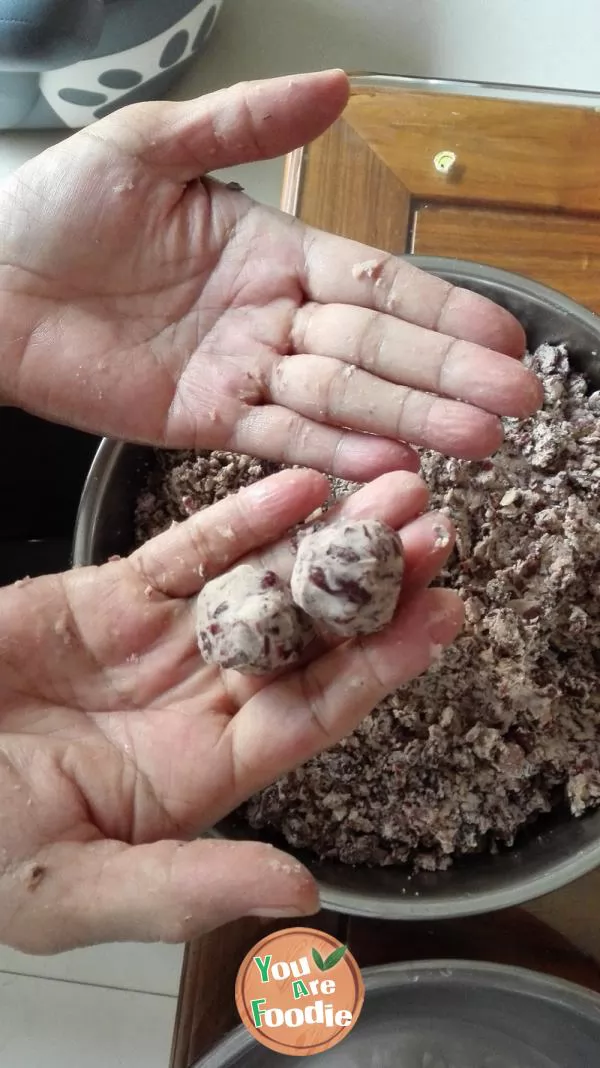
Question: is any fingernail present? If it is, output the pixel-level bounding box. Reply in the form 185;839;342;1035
247;906;307;918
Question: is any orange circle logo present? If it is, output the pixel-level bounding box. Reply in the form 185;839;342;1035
235;927;364;1057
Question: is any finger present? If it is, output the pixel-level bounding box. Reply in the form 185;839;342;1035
153;490;452;715
224;588;464;804
5;840;318;953
269;353;503;460
307;504;455;602
131;469;429;607
317;469;431;529
252;510;456;665
128;468;330;599
301;232;526;357
291;304;543;418
398;511;455;598
229;403;420;479
89;70;349;182
257;470;431;579
239;509;455;674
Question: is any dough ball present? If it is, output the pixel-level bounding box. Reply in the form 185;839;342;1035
195;564;314;675
291;519;404;637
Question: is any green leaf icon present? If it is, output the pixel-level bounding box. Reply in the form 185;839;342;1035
311;947;326;971
323;944;348;970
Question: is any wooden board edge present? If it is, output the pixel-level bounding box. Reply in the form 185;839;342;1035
281;146;304;215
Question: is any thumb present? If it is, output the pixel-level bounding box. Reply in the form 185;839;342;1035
88;70;350;183
6;839;319;954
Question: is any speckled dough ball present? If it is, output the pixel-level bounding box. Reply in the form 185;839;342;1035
195;564;314;675
291;519;404;637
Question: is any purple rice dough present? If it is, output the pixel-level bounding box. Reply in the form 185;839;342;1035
195;563;314;675
291;519;405;637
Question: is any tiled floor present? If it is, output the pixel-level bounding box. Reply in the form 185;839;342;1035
0;942;183;1067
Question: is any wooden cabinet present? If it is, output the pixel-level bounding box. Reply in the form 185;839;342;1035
284;77;600;313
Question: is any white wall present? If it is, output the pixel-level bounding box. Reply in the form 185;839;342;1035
188;0;600;95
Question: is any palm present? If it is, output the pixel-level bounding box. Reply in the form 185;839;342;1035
0;73;541;479
3;148;303;442
0;468;462;952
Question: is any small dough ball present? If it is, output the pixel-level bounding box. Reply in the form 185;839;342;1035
291;519;404;637
195;564;314;675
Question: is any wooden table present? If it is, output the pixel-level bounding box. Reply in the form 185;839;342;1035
170;76;600;1067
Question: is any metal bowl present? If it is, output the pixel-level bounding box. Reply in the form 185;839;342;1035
73;256;600;920
191;960;600;1067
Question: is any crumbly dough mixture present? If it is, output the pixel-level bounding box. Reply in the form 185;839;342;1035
136;345;600;871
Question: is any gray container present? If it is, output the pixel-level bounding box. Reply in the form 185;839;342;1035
192;960;600;1067
73;257;600;921
0;0;223;129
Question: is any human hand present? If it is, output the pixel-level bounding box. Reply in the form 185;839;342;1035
0;71;541;482
0;468;462;952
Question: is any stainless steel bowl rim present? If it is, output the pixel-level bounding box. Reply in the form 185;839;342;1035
207;822;600;919
73;424;128;568
192;959;600;1067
